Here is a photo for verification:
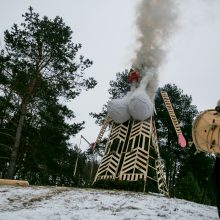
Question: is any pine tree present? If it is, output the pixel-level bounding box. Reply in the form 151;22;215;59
0;7;97;179
175;172;203;203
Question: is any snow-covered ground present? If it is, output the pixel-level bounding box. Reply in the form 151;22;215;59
0;185;219;220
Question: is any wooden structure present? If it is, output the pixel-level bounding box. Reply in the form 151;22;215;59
192;109;220;156
92;116;111;149
160;91;186;148
93;91;185;197
94;120;129;180
94;117;169;196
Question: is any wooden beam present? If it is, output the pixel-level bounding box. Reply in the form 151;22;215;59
0;179;29;187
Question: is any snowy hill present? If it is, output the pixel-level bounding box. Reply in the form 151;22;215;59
0;185;219;220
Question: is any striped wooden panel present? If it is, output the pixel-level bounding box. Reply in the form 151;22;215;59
109;123;128;142
105;121;130;154
94;121;130;182
129;120;152;141
94;152;121;181
94;117;169;196
119;147;149;181
125;118;152;154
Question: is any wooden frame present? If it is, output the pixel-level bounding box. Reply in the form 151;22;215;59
94;117;169;196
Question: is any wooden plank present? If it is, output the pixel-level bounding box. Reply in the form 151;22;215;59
0;179;29;187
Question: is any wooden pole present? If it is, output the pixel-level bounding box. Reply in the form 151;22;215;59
90;150;94;182
74;137;81;176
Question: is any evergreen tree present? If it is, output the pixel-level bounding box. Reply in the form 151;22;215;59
175;146;215;205
16;99;83;185
175;172;203;203
155;84;215;204
0;7;97;179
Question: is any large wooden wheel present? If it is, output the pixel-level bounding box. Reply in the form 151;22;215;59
192;109;220;156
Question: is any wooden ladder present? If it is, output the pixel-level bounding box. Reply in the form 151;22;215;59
92;115;110;148
160;91;186;148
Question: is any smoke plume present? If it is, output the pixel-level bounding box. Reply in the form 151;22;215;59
132;0;178;100
107;0;178;123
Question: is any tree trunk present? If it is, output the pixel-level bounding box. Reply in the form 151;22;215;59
6;77;38;179
172;159;177;196
6;102;27;179
0;91;12;127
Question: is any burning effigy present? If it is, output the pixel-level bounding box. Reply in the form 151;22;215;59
107;0;177;124
107;67;156;123
94;0;182;197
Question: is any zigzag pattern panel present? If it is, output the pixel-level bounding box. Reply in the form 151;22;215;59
119;147;149;181
129;120;152;140
109;123;128;142
95;121;130;182
126;119;152;152
105;121;130;154
95;152;121;181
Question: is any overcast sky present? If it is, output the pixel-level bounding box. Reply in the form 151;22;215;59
1;0;220;151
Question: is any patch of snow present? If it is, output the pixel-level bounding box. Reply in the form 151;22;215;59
0;186;218;220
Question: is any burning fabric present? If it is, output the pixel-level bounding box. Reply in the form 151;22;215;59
107;67;155;123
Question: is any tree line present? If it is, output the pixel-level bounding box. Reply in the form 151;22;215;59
0;7;97;183
0;7;217;206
